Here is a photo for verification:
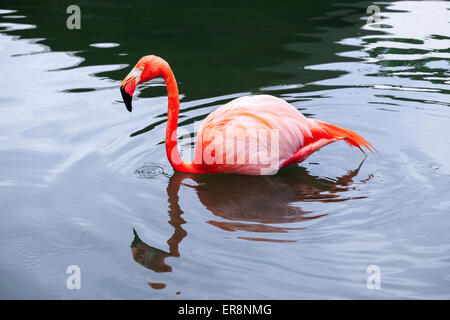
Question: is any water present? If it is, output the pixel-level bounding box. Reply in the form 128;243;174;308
0;0;449;299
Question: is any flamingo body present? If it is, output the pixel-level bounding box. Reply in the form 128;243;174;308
120;55;375;175
194;95;313;175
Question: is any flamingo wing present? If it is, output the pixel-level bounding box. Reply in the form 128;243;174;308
194;95;315;175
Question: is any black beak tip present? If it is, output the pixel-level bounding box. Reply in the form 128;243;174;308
126;104;132;113
120;85;133;112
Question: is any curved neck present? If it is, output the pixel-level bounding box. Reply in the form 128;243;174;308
161;62;204;174
161;65;186;172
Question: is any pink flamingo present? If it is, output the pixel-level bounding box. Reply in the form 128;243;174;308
121;55;375;175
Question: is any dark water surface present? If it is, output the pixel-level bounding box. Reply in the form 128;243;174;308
1;0;450;299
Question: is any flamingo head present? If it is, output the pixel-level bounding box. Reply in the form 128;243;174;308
120;55;165;112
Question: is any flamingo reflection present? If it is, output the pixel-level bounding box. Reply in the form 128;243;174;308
131;159;371;272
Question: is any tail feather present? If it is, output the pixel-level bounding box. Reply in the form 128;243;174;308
313;120;377;154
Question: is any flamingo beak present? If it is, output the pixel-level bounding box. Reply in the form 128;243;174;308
120;74;136;112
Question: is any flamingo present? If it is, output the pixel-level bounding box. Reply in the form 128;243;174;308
120;55;375;175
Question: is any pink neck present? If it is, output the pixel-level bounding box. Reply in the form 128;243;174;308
161;64;202;173
161;65;185;171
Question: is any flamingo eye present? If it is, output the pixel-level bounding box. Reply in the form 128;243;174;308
131;66;144;83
